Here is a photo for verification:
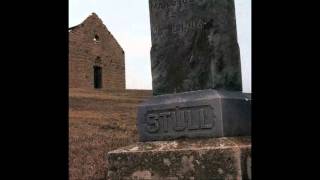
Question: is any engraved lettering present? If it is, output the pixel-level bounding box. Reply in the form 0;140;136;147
159;112;171;133
150;0;194;10
145;106;215;134
188;110;199;130
170;19;206;34
153;19;207;39
199;108;213;129
146;114;160;133
173;111;186;131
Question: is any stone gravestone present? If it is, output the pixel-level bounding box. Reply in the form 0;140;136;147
107;1;251;179
137;0;251;141
150;0;242;95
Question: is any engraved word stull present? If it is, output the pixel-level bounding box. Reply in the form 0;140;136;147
145;106;215;134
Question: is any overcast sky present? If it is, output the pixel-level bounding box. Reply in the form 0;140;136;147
69;0;251;93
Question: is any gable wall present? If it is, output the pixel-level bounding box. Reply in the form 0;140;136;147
69;14;125;91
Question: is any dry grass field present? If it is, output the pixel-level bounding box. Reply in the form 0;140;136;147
69;88;152;180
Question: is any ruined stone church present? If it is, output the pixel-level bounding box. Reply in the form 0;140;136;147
68;13;152;180
69;13;125;91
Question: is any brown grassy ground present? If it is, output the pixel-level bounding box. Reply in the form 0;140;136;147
69;88;152;180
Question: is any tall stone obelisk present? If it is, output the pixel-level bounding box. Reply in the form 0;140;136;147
150;0;242;96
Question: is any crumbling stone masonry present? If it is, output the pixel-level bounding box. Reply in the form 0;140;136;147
69;13;125;91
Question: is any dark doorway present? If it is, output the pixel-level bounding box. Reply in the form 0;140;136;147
94;66;102;89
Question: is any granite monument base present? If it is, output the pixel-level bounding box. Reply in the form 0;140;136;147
107;137;251;180
137;90;251;142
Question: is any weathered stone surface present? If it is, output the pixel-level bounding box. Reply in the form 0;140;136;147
107;137;251;180
69;13;125;91
228;137;252;179
149;0;242;95
137;89;251;141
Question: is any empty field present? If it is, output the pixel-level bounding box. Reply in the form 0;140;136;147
69;88;151;180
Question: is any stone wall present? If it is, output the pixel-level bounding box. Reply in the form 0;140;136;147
69;13;125;91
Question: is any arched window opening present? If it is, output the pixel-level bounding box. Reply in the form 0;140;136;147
93;34;100;42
